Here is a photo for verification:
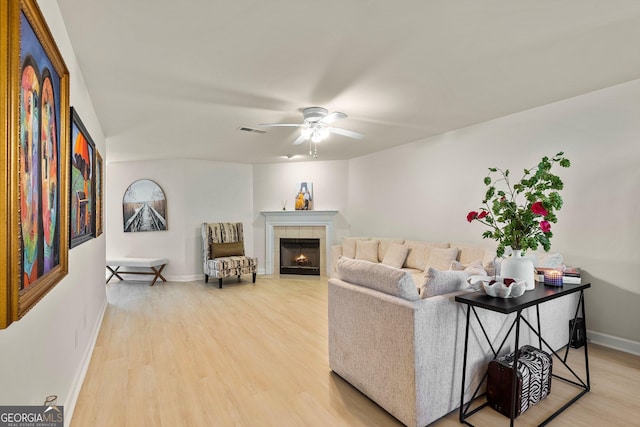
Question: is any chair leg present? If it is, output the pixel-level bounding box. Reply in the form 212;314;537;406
218;278;223;289
205;274;209;283
252;272;256;283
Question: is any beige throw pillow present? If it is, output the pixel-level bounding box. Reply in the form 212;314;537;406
425;247;459;271
450;260;487;276
355;239;379;262
381;243;409;269
211;241;244;258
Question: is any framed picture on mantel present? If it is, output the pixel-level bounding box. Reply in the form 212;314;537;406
295;182;313;210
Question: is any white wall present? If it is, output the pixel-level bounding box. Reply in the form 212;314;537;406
0;1;108;422
348;79;640;350
252;160;350;273
106;159;253;280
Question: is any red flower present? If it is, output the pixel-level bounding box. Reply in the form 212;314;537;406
478;211;488;219
531;201;548;216
540;220;551;233
467;211;478;222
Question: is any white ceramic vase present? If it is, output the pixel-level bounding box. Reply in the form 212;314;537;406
501;250;536;291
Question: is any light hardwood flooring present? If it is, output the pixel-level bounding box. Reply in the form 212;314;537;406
71;276;640;427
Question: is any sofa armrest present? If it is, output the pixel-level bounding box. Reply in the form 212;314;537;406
328;278;541;427
330;245;343;278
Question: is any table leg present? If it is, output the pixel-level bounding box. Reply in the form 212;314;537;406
509;310;521;427
106;266;123;283
459;304;471;423
149;264;167;286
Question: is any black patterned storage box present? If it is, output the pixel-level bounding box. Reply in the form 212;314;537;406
486;345;552;418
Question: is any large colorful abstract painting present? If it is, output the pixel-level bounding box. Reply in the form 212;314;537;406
69;107;95;248
1;0;70;328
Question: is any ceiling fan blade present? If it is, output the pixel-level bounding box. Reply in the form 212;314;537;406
319;111;347;124
328;127;365;139
258;123;301;127
292;133;308;145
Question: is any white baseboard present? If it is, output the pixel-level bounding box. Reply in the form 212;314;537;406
64;298;108;427
587;329;640;356
164;274;203;282
106;274;203;283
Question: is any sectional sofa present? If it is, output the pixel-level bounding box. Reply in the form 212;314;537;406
328;237;577;427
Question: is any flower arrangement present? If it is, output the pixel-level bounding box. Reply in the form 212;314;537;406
467;152;571;257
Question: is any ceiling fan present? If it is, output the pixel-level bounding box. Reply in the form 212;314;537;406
259;107;365;147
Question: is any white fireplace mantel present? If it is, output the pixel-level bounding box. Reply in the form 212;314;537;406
261;210;338;275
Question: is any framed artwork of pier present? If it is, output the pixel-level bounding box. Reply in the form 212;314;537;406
1;0;70;328
69;107;96;248
122;179;168;232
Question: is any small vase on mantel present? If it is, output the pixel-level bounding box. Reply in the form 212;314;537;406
501;250;536;291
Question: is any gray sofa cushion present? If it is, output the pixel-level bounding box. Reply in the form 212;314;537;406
336;257;420;301
420;267;471;298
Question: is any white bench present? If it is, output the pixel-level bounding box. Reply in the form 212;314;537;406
106;257;169;286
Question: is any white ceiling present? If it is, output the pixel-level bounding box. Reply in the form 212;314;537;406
55;0;640;164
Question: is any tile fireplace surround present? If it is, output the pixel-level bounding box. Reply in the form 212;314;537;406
261;211;338;276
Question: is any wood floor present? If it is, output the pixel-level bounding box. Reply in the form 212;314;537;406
71;276;640;427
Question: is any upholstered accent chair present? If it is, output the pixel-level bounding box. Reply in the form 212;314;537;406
201;222;257;288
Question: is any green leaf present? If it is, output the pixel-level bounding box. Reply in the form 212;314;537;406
484;176;491;185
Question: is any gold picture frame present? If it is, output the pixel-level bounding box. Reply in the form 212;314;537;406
1;0;70;328
95;150;103;237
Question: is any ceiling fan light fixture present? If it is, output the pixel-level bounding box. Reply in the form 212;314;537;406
311;130;323;143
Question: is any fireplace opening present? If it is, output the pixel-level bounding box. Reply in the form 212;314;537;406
280;238;320;275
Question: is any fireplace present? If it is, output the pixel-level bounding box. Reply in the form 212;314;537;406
280;238;320;275
261;210;338;275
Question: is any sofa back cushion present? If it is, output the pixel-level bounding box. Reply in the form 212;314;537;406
453;243;498;275
335;257;420;301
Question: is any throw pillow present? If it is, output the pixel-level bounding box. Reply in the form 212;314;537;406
456;245;488;266
335;257;419;301
211;241;244;258
403;240;429;270
342;237;369;258
450;260;487;276
355;239;380;263
381;243;409;269
425;247;459;271
378;238;405;262
420;268;470;298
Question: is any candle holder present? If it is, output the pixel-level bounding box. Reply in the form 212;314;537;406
543;269;563;286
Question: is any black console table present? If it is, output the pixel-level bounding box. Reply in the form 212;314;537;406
455;282;590;426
